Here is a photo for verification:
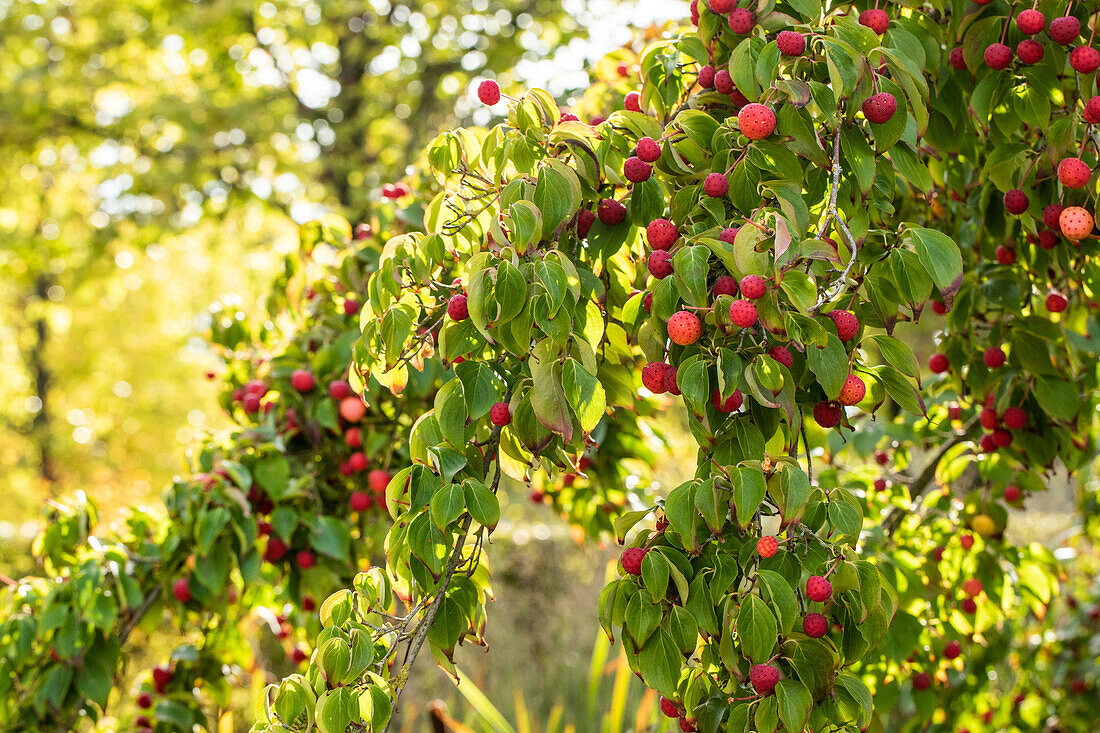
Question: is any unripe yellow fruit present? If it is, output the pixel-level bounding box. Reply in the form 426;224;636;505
971;514;995;536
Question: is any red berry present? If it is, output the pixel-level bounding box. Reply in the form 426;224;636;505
960;534;975;550
698;64;716;88
739;275;767;299
874;478;887;492
983;346;1006;368
1017;39;1044;65
777;31;806;56
624;156;652;183
749;664;780;693
621;547;647;575
660;697;682;718
678;717;698;733
806;575;832;602
648;250;674;279
1059;157;1092;188
636;137;661;162
448;293;469;320
768;345;793;368
719;226;739;244
738;103;777;140
290;369;315;392
1017;9;1045;34
598;198;627;225
963;578;983;598
137;692;153;709
349;452;368;472
1002;406;1027;430
929;353;949;373
984;42;1013;70
875;449;889;465
663;366;681;395
368;469;391;493
642;362;670;393
913;672;932;691
297;550;315;569
962;598;978;614
992;428;1013;447
1043;203;1065;228
932;299;947;315
979;406;999;430
714;70;734;94
1038;229;1059;249
826;309;860;341
729;299;758;327
1060;206;1094;240
704;172;730;197
643;292;653;313
802;612;828;638
1003;188;1028;215
858;8;889;34
813;400;842;428
173;578;192;603
996;245;1016;265
709;0;734;12
949;47;967;70
861;92;897;124
647;218;679;250
944;640;962;659
350;491;372;512
576;209;596;237
152;666;172;693
624;91;642;113
1049;16;1081;45
478;79;501;105
1046;292;1068;312
1086;96;1100;123
712;275;738;297
490;401;512;426
711;388;744;413
838;374;865;406
757;536;779;557
668;310;703;346
329;380;353;400
1004;484;1021;502
727;8;754;34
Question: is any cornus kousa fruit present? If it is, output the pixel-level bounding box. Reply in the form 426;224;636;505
861;92;897;124
813;400;842;428
697;64;715;88
729;299;758;327
1017;39;1044;65
709;0;734;12
768;345;793;367
1004;484;1021;502
984;346;1006;368
738;103;776;139
490;401;512;426
642;363;670;393
727;8;754;34
858;8;889;34
719;226;739;244
668;310;702;345
1047;292;1068;312
173;578;192;603
648;250;673;278
711;388;744;413
635;136;660;162
678;717;698;732
663;366;681;395
598;198;627;225
757;535;779;557
838;374;866;406
1086;96;1100;123
477;79;501;105
1059;157;1092;188
1017;9;1045;34
1043;203;1065;228
1048;15;1081;45
350;491;372;512
929;353;950;373
949;47;967;70
1003;406;1027;430
1059;206;1094;240
714;70;734;94
749;664;781;694
712;275;738;297
776;30;806;56
647;218;679;249
739;275;766;299
827;309;859;341
806;575;832;602
624;91;642;112
575;209;595;237
1003;188;1029;214
290;369;315;392
984;42;1013;70
944;640;962;659
620;547;647;576
623;156;652;183
704;172;729;197
913;673;932;691
803;612;829;638
996;245;1016;265
447;293;469;321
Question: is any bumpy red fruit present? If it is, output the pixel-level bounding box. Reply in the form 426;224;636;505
659;697;682;718
711;388;744;413
827;309;859;341
490;401;512;426
623;156;652;183
992;428;1013;447
861;92;897;123
704;172;730;197
291;369;315;392
173;578;192;603
749;664;781;694
944;639;962;659
803;612;829;638
575;209;595;237
598;198;627;225
1049;16;1081;45
729;299;758;327
1003;188;1028;214
368;469;391;493
738;103;777;139
1086;96;1100;123
949;47;967;70
858;8;889;34
1004;484;1021;502
984;42;1013;70
668;310;702;345
636;136;661;162
448;293;469;321
768;345;793;368
1043;203;1065;228
477;79;501;105
1003;406;1027;430
1017;39;1044;65
874;477;887;492
777;30;806;56
714;70;734;94
983;346;1006;368
979;407;999;430
678;717;698;733
739;275;766;299
996;245;1016;265
757;535;779;557
620;547;647;575
806;575;832;602
838;374;866;406
642;363;670;393
1058;157;1091;188
1046;292;1068;312
813;400;842;428
647;218;679;250
719;226;739;244
727;8;754;33
698;64;716;88
913;672;932;690
624;91;641;112
712;275;738;297
648;250;673;279
962;598;978;613
709;0;734;12
1017;9;1045;34
350;491;372;512
929;353;949;373
663;366;681;395
1060;206;1094;240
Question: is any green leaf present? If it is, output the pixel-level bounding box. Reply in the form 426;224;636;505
736;594;778;664
637;629;682;696
906;226;962;292
805;333;847;399
642;550;669;599
529;338;573;441
430;481;465;531
873;365;925;415
310;517;351;561
562;358;606;434
1034;378;1078;420
254;454;290;499
733;466;766;528
533;160;581;236
757;570;798;635
866;334;920;379
775;679;813;732
463;479;500;530
835;672;873;727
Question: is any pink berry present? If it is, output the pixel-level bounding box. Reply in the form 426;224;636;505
477;79;501;105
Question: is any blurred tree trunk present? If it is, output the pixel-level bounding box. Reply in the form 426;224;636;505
28;274;58;487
